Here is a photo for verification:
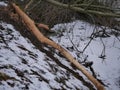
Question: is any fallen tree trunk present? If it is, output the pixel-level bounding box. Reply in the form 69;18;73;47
11;3;105;90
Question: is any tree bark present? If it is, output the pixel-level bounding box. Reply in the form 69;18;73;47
12;3;105;90
45;0;120;18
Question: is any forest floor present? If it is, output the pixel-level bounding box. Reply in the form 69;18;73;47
0;2;120;90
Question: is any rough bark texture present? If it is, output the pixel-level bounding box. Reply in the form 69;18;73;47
46;0;120;18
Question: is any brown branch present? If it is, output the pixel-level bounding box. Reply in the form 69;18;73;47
11;3;105;90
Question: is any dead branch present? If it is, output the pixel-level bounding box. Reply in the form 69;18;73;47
45;0;120;18
36;23;50;31
24;0;33;10
11;3;105;90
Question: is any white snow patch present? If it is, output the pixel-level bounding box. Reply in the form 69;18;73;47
51;20;120;90
0;1;7;6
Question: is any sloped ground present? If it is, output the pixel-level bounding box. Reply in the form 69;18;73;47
0;2;120;90
50;21;120;90
0;22;88;90
0;4;95;90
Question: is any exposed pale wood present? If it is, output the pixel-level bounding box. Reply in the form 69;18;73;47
12;3;105;90
36;23;50;31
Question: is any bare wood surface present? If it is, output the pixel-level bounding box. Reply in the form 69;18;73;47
12;3;105;90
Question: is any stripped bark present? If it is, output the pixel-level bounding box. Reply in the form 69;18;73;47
36;23;49;30
12;3;105;90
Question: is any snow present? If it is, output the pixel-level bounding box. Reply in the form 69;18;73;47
51;20;120;90
0;21;88;90
0;4;120;89
0;1;7;6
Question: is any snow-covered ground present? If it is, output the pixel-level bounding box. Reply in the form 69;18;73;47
0;1;120;90
0;22;89;90
0;1;7;6
50;20;120;90
0;20;120;90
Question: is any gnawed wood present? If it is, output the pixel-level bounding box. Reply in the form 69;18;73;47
12;3;105;90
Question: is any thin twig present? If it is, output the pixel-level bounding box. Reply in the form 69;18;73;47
84;0;94;10
115;36;120;42
66;22;81;53
99;37;106;61
24;0;33;11
82;14;96;53
27;0;42;11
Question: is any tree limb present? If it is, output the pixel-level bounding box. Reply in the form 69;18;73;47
11;3;105;90
45;0;120;18
72;4;113;11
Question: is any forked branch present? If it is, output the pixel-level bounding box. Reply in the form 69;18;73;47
11;3;105;90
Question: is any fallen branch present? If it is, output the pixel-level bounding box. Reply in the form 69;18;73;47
45;0;120;18
72;4;113;11
11;3;105;90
